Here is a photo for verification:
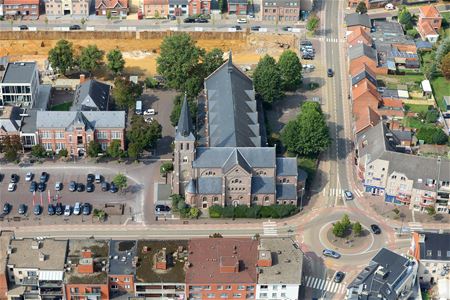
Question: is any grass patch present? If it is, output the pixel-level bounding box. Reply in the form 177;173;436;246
50;101;72;111
402;116;426;129
298;156;318;187
404;104;430;113
430;76;450;111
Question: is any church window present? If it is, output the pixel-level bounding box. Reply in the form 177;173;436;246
202;197;207;201
181;143;183;150
183;156;188;163
213;197;219;202
264;196;269;202
187;143;190;150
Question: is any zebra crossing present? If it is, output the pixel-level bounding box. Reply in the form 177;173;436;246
324;188;343;197
324;37;345;43
408;222;424;232
263;221;278;236
303;275;347;294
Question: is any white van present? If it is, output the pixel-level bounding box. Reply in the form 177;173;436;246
73;202;81;215
135;100;143;115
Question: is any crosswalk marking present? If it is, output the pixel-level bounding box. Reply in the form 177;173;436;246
329;188;343;197
408;222;423;232
262;221;278;236
354;189;363;197
324;37;345;43
303;276;346;294
306;276;313;286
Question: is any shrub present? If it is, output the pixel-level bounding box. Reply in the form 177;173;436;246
209;205;223;218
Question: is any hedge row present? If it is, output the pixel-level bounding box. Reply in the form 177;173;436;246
208;204;298;219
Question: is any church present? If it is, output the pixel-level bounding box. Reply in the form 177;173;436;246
172;53;300;209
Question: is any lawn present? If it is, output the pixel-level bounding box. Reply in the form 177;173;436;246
377;74;424;91
50;101;72;111
402;116;426;129
430;76;450;111
298;156;318;187
404;104;430;113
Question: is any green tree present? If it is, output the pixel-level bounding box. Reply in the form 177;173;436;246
425;110;439;123
112;78;143;109
277;50;302;91
127;115;162;155
253;55;283;104
112;173;127;191
58;148;68;158
426;206;436;216
355;1;367;14
188;207;200;219
417;127;448;145
398;7;413;29
341;214;351;230
106;48;125;75
177;200;187;210
144;77;158;89
106;139;122;158
31;144;47;158
332;222;345;238
306;15;320;33
127;143;140;160
436;37;450;69
441;52;450;80
160;162;174;176
48;39;74;75
81;18;86;25
406;28;419;38
79;45;104;74
87;140;102;157
171;194;184;212
352;221;363;236
203;48;225;77
1;135;22;162
106;10;112;20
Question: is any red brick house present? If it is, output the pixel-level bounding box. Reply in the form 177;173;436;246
188;0;210;16
95;0;129;17
3;0;39;19
227;0;246;15
417;5;442;43
141;0;168;18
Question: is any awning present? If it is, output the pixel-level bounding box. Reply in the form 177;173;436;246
38;270;64;281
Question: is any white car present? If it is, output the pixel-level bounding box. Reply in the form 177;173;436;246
143;109;155;115
385;3;395;10
237;18;247;24
8;182;16;192
144;117;154;123
55;182;62;191
73;202;81;215
25;172;33;182
303;64;315;72
64;205;71;216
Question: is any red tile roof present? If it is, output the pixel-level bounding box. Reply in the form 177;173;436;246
186;238;258;284
143;0;168;5
419;5;441;18
352;78;379;101
418;21;438;37
347;26;373;47
350;62;376;79
96;0;128;9
354;105;380;134
4;0;39;4
382;97;403;108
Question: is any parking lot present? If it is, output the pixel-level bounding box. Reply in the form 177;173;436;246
0;168;141;225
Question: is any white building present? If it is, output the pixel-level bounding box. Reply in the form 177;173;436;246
0;62;40;107
256;238;303;300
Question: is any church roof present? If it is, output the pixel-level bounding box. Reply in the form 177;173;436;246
193;147;276;169
176;94;195;142
222;148;252;173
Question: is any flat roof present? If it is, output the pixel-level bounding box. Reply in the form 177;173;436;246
0;232;13;276
7;239;67;270
2;62;36;84
257;238;303;284
109;240;137;275
136;240;188;283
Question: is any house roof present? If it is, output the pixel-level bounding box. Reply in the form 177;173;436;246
186;238;258;284
4;0;39;4
419;5;441;18
36;111;125;129
193;147;276;169
175;94;195;142
143;0;168;5
276;157;298;176
205;53;262;148
251;176;275;194
95;0;128;9
392;130;412;142
72;79;111;111
350;63;377;86
168;0;188;4
382;97;403;108
418;21;438;37
276;184;297;200
1;62;36;84
197;177;223;194
418;232;450;261
108;240;137;275
352;78;379;101
223;148;252;173
347;26;373;46
0;106;22;133
348;44;377;61
345;13;372;29
354;105;380;134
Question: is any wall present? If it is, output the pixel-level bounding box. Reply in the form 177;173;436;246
186;284;255;300
0;272;8;300
256;284;299;300
65;283;109;300
109;274;134;293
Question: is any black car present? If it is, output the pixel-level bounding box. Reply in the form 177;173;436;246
69;181;77;192
101;182;109;192
302;54;314;60
40;172;48;182
18;204;27;215
109;182;118;193
282;26;292;31
69;24;81;30
38;182;46;192
183;17;196;23
334;271;345;283
371;224;381;234
19;25;28;30
55;203;63;215
169;15;176;20
10;174;19;183
82;203;91;215
327;68;334;77
29;181;37;193
48;204;55;215
77;183;85;192
232;25;242;30
195;18;208;23
33;204;42;215
86;182;94;193
87;174;95;183
155;204;171;213
3;203;11;214
251;25;261;31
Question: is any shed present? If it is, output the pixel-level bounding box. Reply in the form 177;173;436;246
421;80;432;96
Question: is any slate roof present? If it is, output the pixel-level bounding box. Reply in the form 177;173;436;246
197;177;223;194
228;0;247;4
175;94;195;142
109;240;137;275
0;106;22;133
1;62;36;84
20;109;37;134
251;177;275;194
36;111;125;129
276;157;298;176
276;184;297;200
351;65;377;86
186;179;197;194
419;232;450;261
345;13;372;28
72;79;111;111
223;148;252;173
348;44;377;61
205;53;262;148
193;147;276;169
168;0;188;5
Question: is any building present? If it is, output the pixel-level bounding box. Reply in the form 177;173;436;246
256;238;303;300
6;239;67;300
0;0;4;17
261;0;301;22
186;238;258;300
417;5;442;44
0;232;13;300
347;26;373;47
168;0;187;16
0;62;40;107
347;248;418;299
410;232;450;287
36;110;126;156
2;0;39;19
172;54;300;208
71;76;111;111
344;13;372;33
347;0;400;9
0;106;22;140
227;0;247;15
141;0;169;18
44;0;90;17
134;240;188;299
108;240;137;296
188;0;210;16
64;240;110;300
95;0;129;17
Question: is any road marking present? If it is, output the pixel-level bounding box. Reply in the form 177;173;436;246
262;221;278;236
303;276;346;294
408;222;423;232
306;276;313;286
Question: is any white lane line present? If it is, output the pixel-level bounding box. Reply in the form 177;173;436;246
317;279;326;290
306;276;313;287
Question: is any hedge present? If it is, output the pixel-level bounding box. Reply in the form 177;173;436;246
208;204;298;219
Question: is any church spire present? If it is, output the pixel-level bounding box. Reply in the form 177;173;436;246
176;92;193;139
227;50;233;73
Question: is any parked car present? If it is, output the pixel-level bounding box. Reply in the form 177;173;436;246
303;64;315;72
385;3;395;10
343;190;354;201
195;18;208;23
3;203;11;215
29;181;37;193
64;205;71;216
47;204;55;215
334;271;345;283
77;183;85;192
82;203;91;215
155;204;171;213
371;224;381;234
87;174;95;183
302;54;314;60
230;25;242;30
95;174;102;183
69;24;81;30
282;26;292;31
55;182;63;191
69;181;77;192
0;173;3;182
18;204;27;215
86;182;94;193
73;202;81;215
237;18;247;24
10;174;19;183
109;182;118;193
40;172;48;182
101;182;109;192
169;15;176;20
38;182;46;192
323;249;341;259
8;182;16;192
327;68;334;77
33;204;42;215
183;17;196;23
25;172;33;182
144;117;154;123
300;40;312;46
251;25;261;31
143;108;156;115
55;203;63;215
19;25;28;30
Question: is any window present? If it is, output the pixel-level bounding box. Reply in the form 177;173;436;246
281;285;286;289
233;294;242;298
40;131;52;139
44;143;52;151
124;277;130;282
96;131;107;139
281;293;286;297
111;277;118;282
259;293;268;298
181;143;183;150
70;287;79;293
427;250;432;256
217;285;223;290
226;285;232;290
204;286;211;290
101;142;108;151
183;156;188;163
237;285;245;290
220;294;228;299
187;143;190;150
273;285;278;290
272;293;277;298
111;284;118;289
207;293;215;298
55;131;65;139
260;285;268;290
111;131;121;139
56;142;65;150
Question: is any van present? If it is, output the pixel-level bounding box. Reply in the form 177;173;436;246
95;174;102;183
135;100;142;115
73;202;81;215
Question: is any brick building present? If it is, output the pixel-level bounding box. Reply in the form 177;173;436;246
36;111;125;157
417;5;442;43
0;232;13;300
188;0;210;16
168;0;187;16
141;0;168;18
108;241;137;296
45;0;90;17
227;0;246;15
262;0;301;22
95;0;129;17
2;0;39;19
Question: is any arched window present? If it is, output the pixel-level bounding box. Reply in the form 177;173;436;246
202;197;207;201
283;178;287;183
180;143;183;150
186;143;190;150
264;196;269;202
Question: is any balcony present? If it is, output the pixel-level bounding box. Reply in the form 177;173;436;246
396;193;411;204
22;276;39;286
421;194;435;201
419;201;434;207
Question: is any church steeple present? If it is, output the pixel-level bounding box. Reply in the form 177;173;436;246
227;50;233;73
176;93;194;141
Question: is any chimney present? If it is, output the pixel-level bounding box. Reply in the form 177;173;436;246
80;74;86;84
219;256;239;273
39;252;46;262
81;249;92;258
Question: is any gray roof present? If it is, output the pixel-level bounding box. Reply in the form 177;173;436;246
36;111;125;129
193;147;276;169
345;13;371;28
0;106;22;133
20;109;38;133
251;176;275;194
444;96;450;107
72;79;111;111
392;130;412;142
419;232;450;261
263;0;299;6
197;177;223;194
35;84;51;110
186;179;197;194
276;157;298;176
175;94;195;142
416;40;433;50
168;0;187;4
347;248;415;300
205;54;261;148
7;239;67;270
276;184;297;200
228;0;247;3
223;148;252;173
1;62;36;84
109;240;137;275
351;67;377;86
348;44;377;61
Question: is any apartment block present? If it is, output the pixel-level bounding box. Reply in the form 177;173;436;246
262;0;300;22
108;240;137;296
0;62;40;107
45;0;90;17
2;0;39;19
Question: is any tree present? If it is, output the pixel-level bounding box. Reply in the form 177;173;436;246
436;38;450;69
112;173;127;191
355;1;367;14
106;10;112;21
127;143;140;160
188;207;200;219
203;48;225;77
112;78;143;109
79;45;104;74
127;116;162;156
426;206;436;216
417;126;448;145
160;162;174;176
87;140;102;157
81;18;86;25
332;222;345;238
277;50;302;91
341;214;351;230
177;200;187;210
107;49;125;75
253;55;283;104
1;135;22;162
441;52;450;79
58;148;68;158
352;221;363;236
48;39;74;75
106;139;122;158
425;110;439;123
144;77;158;89
306;15;320;33
31;144;47;158
398;7;413;29
406;28;419;38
